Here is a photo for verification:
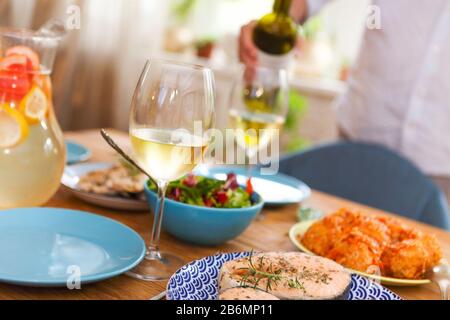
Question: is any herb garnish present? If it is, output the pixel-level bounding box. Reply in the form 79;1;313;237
238;251;283;292
237;251;333;293
287;277;306;292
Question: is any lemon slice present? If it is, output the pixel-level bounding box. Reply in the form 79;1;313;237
33;75;52;98
19;85;48;124
0;104;29;148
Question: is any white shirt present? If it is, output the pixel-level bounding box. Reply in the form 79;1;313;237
308;0;450;176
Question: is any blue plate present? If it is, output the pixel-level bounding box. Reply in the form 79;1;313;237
166;252;402;300
66;141;91;164
0;208;146;287
194;165;311;206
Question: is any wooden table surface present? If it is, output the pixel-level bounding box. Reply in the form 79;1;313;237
0;129;448;300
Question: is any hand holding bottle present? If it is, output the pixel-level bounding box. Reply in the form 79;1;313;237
238;0;298;71
238;21;258;68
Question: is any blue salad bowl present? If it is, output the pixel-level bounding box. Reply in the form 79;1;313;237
144;182;264;246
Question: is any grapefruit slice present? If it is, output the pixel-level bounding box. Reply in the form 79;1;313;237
0;55;32;100
5;46;40;71
0;54;28;72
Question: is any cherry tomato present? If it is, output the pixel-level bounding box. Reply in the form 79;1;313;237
215;191;228;205
246;178;254;195
203;198;213;207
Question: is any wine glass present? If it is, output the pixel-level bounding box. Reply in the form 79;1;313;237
127;59;215;281
228;66;289;173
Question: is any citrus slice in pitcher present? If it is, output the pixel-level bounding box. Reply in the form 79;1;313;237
19;85;48;124
0;55;32;101
33;75;52;98
0;104;29;148
5;46;40;71
0;54;28;72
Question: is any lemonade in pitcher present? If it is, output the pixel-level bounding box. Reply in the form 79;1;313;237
0;27;65;208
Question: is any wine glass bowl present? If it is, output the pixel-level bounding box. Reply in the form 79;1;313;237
127;59;215;281
229;65;289;160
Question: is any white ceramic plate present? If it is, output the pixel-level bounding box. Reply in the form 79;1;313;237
195;165;311;206
61;162;148;211
289;221;431;287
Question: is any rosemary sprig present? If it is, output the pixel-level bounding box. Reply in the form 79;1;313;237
238;251;283;292
237;251;332;293
287;277;306;293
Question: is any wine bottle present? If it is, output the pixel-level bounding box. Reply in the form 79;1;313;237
253;0;297;69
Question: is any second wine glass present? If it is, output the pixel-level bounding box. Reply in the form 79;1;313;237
127;59;215;281
229;66;289;170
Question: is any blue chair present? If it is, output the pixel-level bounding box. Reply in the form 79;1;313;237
279;142;450;230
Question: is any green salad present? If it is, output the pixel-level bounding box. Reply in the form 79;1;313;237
148;173;258;208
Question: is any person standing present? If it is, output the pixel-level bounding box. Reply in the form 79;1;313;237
239;0;450;202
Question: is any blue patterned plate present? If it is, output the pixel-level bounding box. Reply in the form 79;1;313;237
166;252;402;300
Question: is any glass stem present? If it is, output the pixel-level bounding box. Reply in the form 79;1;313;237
439;280;449;300
246;148;256;179
148;180;168;254
247;161;254;180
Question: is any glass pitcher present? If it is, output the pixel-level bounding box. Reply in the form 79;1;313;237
0;25;66;208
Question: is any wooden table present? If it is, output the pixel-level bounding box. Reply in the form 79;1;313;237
1;129;448;300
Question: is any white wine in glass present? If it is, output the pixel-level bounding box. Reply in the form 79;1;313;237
229;109;285;159
130;128;208;182
127;59;215;281
229;66;289;161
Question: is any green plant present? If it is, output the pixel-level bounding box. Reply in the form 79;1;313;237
284;90;310;152
194;37;216;49
285;90;308;130
171;0;198;23
299;16;322;40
